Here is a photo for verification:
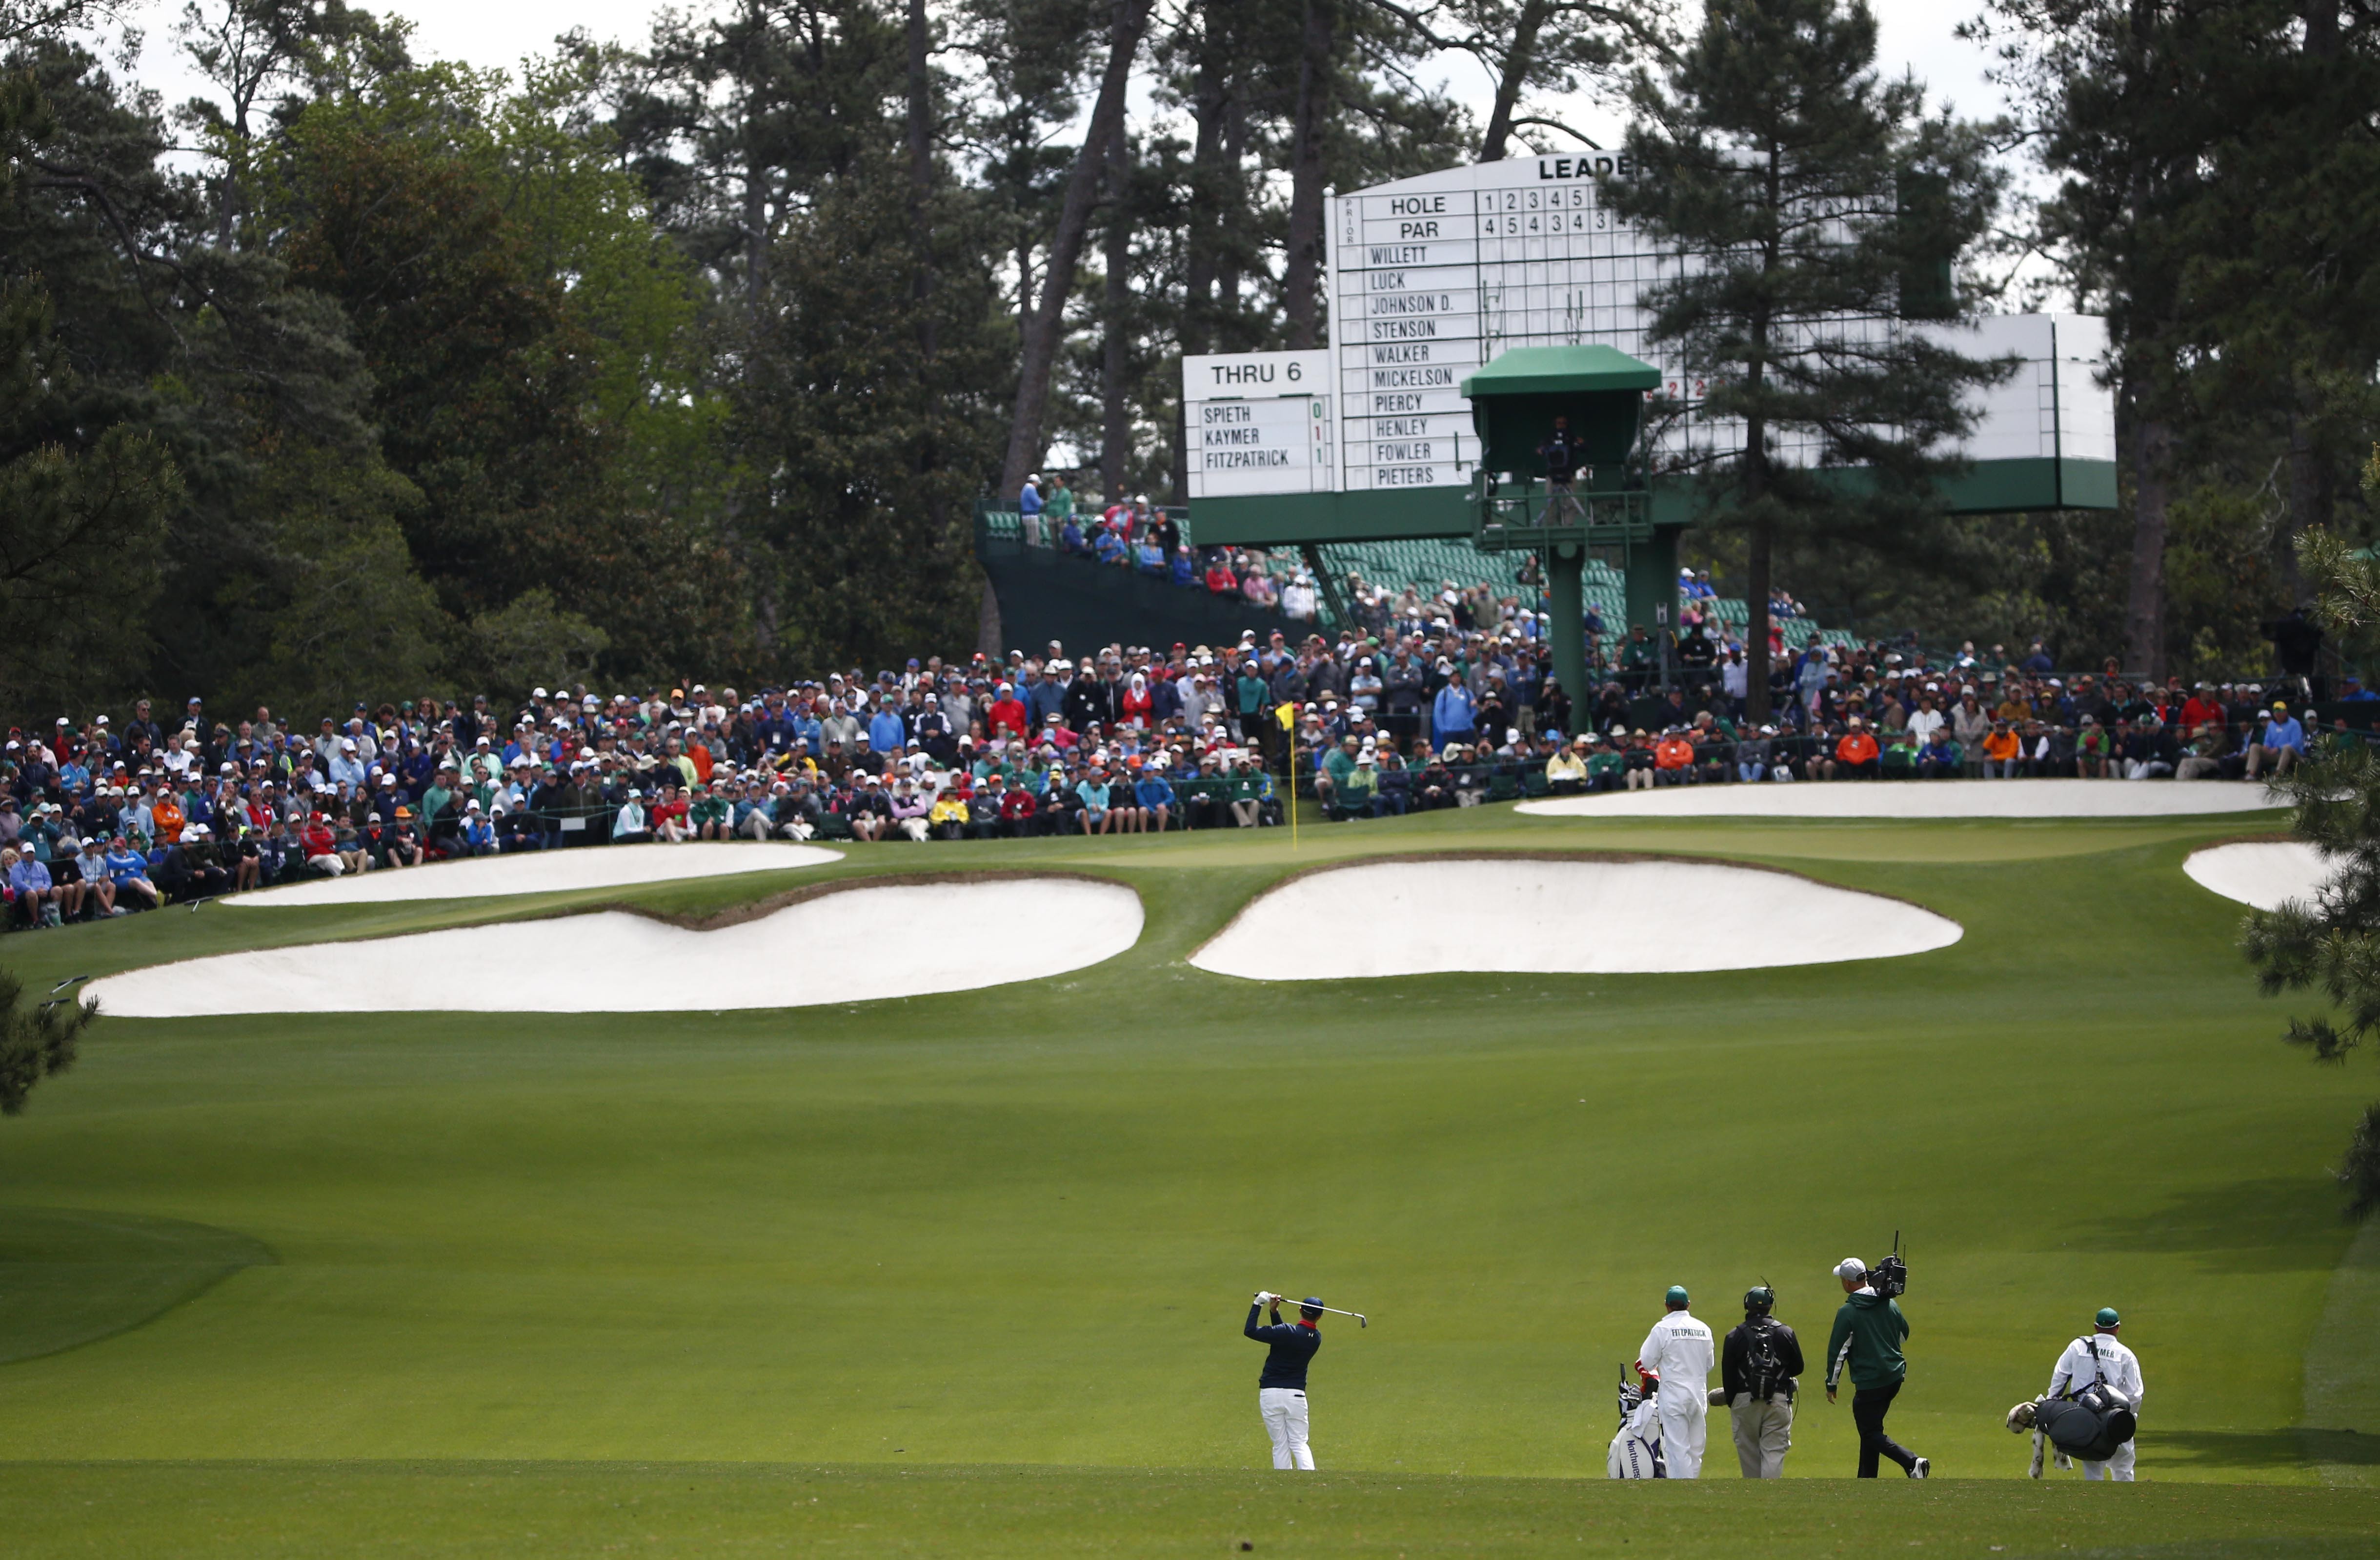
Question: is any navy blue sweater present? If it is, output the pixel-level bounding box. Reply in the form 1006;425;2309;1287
1246;1303;1321;1389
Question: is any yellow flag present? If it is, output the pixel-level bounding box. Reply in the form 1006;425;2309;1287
1275;701;1296;732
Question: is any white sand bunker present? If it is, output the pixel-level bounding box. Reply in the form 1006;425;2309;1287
226;842;842;906
94;878;1142;1016
1190;858;1960;980
2184;841;2332;912
1517;779;2281;821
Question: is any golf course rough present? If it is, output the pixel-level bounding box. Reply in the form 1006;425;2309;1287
85;875;1145;1014
1189;856;1962;979
2;796;2375;1554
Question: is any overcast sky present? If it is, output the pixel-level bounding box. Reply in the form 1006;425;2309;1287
115;0;2018;146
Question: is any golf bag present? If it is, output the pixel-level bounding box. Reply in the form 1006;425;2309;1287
2034;1386;2137;1464
1607;1368;1667;1479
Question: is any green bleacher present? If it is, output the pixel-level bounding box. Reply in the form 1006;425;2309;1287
988;503;1865;652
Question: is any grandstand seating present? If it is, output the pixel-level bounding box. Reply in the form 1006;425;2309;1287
978;506;1861;658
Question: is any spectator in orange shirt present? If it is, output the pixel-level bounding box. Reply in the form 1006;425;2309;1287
1825;717;1881;780
1980;720;2022;779
1653;729;1697;787
151;791;187;844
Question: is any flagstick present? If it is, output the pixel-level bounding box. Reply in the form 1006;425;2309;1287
1289;735;1298;851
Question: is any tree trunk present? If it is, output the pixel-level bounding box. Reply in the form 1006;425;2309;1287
1282;0;1334;349
2124;415;2172;678
1100;113;1132;500
1000;0;1156;499
2284;402;2331;606
906;0;936;361
1744;514;1772;726
1478;0;1548;163
1176;55;1225;503
1216;92;1248;343
742;143;770;326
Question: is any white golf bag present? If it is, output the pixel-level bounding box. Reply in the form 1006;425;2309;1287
1607;1370;1667;1479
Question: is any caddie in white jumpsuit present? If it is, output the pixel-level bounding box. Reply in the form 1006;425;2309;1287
2049;1307;2142;1480
1635;1284;1715;1478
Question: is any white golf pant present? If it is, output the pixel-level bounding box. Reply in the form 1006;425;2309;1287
1259;1387;1314;1470
2083;1437;2137;1481
1655;1385;1706;1478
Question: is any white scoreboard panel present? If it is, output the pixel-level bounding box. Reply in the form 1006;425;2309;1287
1328;156;1896;486
1176;158;2113;500
1182;350;1335;499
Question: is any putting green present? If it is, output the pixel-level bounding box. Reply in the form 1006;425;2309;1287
0;800;2371;1551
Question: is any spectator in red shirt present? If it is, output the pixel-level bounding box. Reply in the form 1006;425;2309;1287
987;684;1029;741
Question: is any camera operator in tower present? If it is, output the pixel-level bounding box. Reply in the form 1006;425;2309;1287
1723;1285;1805;1477
2048;1308;2143;1480
1824;1256;1930;1479
1634;1285;1715;1478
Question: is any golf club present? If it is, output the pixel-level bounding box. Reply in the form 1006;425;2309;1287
1260;1293;1367;1327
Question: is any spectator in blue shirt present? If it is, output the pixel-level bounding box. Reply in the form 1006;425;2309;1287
1432;674;1479;747
1019;473;1044;542
1094;527;1129;565
2248;701;2308;780
1131;769;1177;832
866;701;908;755
103;836;159;909
7;848;63;926
1059;516;1088;555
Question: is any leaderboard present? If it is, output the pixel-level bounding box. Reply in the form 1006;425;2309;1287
1328;157;1897;487
1329;156;1671;492
1181;156;2075;501
1180;350;1335;500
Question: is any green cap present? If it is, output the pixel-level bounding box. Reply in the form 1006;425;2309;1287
1666;1285;1690;1307
2096;1307;2120;1328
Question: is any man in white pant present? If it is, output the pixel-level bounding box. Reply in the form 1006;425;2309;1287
1636;1284;1716;1478
2049;1307;2143;1480
1245;1292;1324;1470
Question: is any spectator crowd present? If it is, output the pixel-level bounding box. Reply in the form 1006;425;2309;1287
0;605;2315;929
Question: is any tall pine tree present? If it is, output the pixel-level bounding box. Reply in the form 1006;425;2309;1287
1604;0;2003;722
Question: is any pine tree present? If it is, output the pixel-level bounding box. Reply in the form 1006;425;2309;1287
1602;0;2004;723
2243;525;2380;1217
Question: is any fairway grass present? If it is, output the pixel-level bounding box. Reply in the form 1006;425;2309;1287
2;798;2373;1549
0;1462;2375;1558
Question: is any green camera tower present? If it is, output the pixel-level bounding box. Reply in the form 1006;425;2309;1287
1462;344;1665;719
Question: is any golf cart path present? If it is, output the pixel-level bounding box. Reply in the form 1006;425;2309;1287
225;841;843;906
1190;857;1960;980
94;877;1141;1014
1518;778;2281;820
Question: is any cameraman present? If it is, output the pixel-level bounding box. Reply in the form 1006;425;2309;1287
1824;1257;1930;1479
1723;1285;1804;1477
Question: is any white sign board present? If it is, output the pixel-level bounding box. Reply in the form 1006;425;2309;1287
1180;158;2117;500
1329;157;1902;485
1182;351;1334;499
1924;314;2117;466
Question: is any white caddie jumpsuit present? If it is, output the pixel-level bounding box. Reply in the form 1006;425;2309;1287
1636;1309;1716;1479
2050;1333;2143;1481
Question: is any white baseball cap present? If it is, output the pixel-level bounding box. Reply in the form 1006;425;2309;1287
1834;1257;1867;1281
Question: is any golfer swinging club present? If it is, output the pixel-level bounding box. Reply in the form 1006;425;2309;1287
1246;1291;1324;1470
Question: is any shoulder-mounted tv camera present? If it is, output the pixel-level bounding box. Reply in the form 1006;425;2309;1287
1872;1230;1908;1300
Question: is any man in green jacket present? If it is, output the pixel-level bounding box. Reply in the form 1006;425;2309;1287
1824;1257;1930;1479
